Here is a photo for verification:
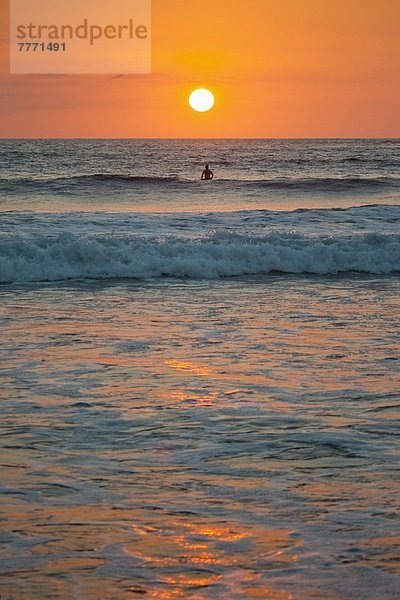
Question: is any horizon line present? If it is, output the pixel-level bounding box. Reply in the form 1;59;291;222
1;136;399;141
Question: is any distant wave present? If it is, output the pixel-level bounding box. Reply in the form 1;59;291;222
1;231;399;283
1;174;399;195
0;173;181;193
241;176;400;192
62;174;181;185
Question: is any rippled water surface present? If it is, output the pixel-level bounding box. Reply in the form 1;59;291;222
1;139;399;598
1;276;399;599
1;139;399;212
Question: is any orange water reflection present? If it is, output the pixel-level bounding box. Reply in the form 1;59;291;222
1;279;399;598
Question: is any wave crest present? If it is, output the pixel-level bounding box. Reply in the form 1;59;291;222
1;174;399;195
1;231;399;283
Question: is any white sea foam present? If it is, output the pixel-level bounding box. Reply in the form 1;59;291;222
1;230;399;283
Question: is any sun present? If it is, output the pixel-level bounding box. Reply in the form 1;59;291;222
189;89;215;112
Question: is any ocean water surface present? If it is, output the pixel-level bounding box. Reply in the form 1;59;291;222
0;139;399;599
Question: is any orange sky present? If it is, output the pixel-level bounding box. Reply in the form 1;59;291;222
0;0;399;137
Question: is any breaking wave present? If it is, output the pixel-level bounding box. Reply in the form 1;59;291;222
1;231;399;283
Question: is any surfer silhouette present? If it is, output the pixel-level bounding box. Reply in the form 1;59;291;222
201;164;214;180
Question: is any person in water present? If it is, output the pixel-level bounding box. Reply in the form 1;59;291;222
201;164;214;180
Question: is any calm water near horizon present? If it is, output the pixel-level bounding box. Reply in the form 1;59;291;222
1;139;399;599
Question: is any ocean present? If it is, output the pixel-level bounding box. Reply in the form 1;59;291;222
0;139;399;599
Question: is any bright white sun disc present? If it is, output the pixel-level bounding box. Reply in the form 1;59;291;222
189;89;215;112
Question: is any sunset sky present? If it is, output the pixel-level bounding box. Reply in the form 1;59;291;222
1;0;399;138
